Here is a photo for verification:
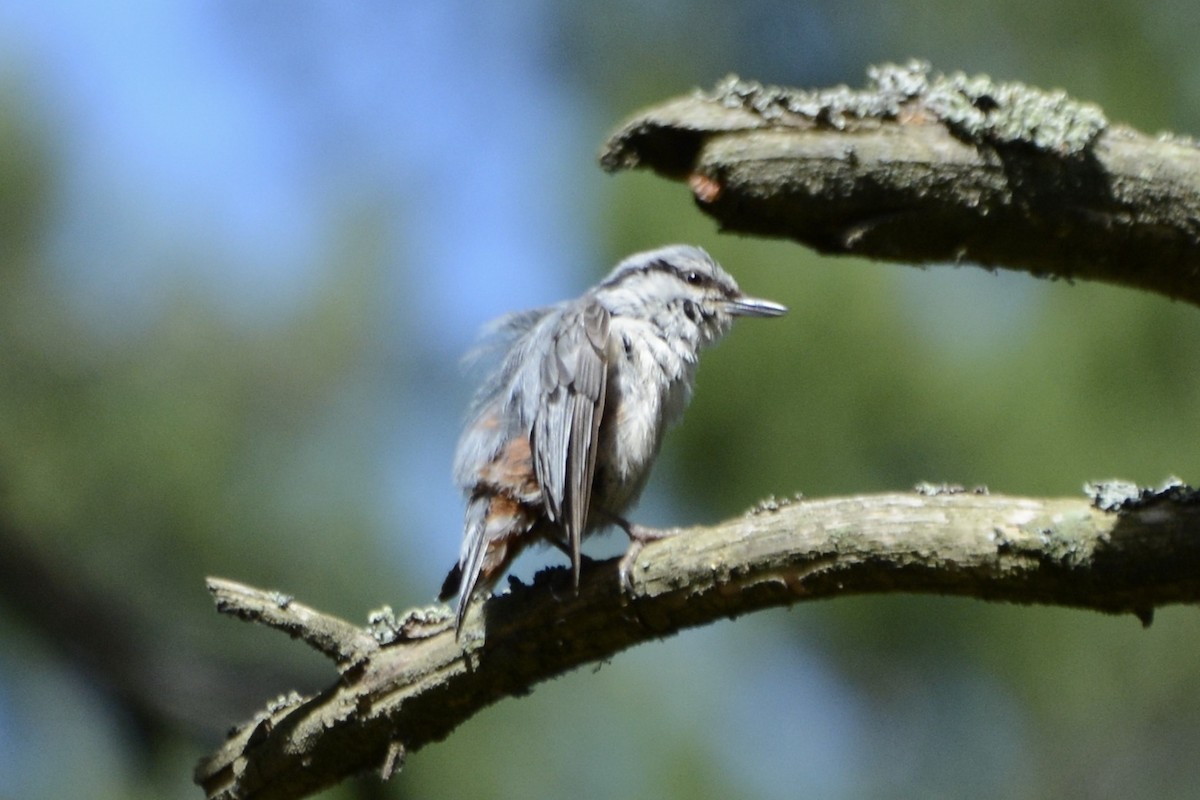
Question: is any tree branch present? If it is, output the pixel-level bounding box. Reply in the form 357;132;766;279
600;61;1200;306
196;482;1200;800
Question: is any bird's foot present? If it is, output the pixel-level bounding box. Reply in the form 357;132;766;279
613;520;679;593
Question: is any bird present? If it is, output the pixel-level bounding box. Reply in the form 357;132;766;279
439;244;786;635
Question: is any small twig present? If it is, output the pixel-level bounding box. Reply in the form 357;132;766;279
206;577;379;668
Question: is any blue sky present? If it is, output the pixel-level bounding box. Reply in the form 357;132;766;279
1;2;592;328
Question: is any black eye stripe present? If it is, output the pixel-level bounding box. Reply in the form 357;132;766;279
601;255;733;296
655;260;720;291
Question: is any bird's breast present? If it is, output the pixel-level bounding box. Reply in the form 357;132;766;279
591;321;696;512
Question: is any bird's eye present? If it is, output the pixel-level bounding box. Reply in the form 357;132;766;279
685;271;702;285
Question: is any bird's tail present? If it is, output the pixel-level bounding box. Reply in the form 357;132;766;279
438;563;462;602
441;493;531;637
441;497;488;636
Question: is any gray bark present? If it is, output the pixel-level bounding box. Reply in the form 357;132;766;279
196;485;1200;800
600;62;1200;307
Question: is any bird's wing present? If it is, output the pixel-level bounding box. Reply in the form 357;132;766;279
532;299;610;587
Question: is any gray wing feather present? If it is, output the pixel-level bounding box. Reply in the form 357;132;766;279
450;298;609;608
448;305;560;628
532;300;610;586
533;342;568;519
452;496;490;631
453;306;557;490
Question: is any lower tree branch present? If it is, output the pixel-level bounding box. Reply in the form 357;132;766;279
600;61;1200;307
195;483;1200;800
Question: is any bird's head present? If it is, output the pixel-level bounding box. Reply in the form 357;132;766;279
596;245;786;345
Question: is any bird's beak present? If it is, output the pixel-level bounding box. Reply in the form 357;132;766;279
727;295;787;318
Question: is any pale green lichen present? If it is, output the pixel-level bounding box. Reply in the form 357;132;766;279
1084;476;1198;512
912;481;990;496
747;492;805;515
265;690;304;714
367;604;400;644
924;69;1107;154
704;60;1108;155
368;603;454;644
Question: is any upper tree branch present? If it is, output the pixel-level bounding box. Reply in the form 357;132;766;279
196;483;1200;800
600;61;1200;306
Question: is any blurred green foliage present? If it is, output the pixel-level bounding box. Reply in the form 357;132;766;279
0;110;395;614
0;78;409;798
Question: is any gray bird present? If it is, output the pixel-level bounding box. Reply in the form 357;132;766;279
439;244;786;634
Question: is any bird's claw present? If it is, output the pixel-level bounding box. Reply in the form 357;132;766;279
616;523;679;594
617;540;645;594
